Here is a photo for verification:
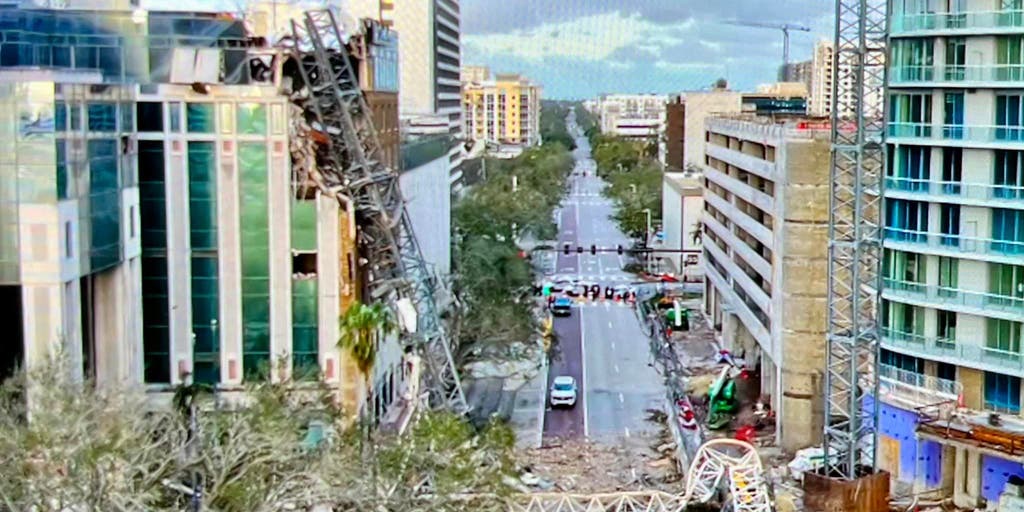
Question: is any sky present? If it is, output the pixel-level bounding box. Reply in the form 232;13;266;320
461;0;835;99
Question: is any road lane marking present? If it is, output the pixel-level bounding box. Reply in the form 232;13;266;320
608;321;613;328
625;427;631;438
614;364;620;374
618;393;624;403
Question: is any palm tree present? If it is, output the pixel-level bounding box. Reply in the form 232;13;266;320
337;301;396;384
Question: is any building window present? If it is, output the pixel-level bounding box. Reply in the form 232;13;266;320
941;147;962;194
889;93;932;135
140;140;170;383
187;103;216;133
937;256;958;296
188;141;219;384
995;150;1024;199
239;142;270;381
990;263;1024;306
236;103;267;135
937;310;956;346
892;38;933;80
945;38;965;80
987;318;1023;360
69;103;81;131
992;209;1024;255
984;372;1021;414
881;348;924;374
885;198;928;240
883;249;926;285
55;100;67;132
936;362;956;382
996;94;1024;141
169;102;182;132
64;221;72;259
997;35;1024;81
887;145;930;190
87;103;117;132
939;204;960;246
136;102;163;132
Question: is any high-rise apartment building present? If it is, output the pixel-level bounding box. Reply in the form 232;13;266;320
874;3;1024;506
808;39;835;118
461;67;542;147
662;87;744;172
700;115;831;451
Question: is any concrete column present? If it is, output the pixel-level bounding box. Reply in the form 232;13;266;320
317;197;341;389
721;310;738;353
93;265;126;387
217;137;242;386
21;283;64;372
165;137;192;385
268;136;291;381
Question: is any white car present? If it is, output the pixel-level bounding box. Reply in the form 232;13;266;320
549;376;578;408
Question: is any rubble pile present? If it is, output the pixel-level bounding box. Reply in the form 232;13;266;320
515;436;683;494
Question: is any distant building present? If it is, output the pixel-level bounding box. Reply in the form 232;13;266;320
808;39;834;117
701;114;831;452
461;68;542;147
660;172;703;281
679;88;745;167
781;59;813;91
742;82;808;116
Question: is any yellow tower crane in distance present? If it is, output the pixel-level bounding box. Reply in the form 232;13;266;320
723;20;812;70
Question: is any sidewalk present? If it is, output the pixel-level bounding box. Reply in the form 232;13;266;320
508;353;547;449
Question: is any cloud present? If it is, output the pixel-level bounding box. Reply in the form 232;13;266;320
462;11;695;63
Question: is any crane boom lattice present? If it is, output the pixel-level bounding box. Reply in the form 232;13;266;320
822;0;888;479
284;9;467;413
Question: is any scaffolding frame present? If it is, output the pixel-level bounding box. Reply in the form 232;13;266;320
283;9;467;413
822;0;889;479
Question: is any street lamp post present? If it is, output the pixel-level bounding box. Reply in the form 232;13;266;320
642;208;652;273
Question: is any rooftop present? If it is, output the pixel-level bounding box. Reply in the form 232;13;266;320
706;114;832;141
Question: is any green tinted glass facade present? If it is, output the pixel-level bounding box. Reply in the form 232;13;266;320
236;103;267;135
291;200;317;252
88;139;121;271
238;142;270;380
291;198;318;378
186;103;215;133
140;140;170;383
292;279;318;379
188;141;219;384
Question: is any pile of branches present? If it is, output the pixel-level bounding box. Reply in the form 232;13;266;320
0;360;518;511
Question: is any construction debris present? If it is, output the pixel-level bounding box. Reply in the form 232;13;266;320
516;438;682;494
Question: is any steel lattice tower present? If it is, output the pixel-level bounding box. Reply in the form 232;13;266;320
284;10;468;413
822;0;888;479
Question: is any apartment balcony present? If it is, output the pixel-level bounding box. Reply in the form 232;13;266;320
884;176;1024;210
883;328;1024;377
882;277;1024;321
888;122;1024;149
883;226;1024;265
891;64;1024;87
876;363;963;410
891;10;1024;36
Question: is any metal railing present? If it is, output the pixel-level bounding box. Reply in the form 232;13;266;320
892;10;1024;33
882;277;1024;315
882;328;1024;374
884;176;1024;203
883;226;1024;259
876;363;962;408
888;122;1024;144
890;64;1024;83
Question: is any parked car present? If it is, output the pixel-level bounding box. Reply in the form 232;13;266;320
551;297;573;316
549;376;578;408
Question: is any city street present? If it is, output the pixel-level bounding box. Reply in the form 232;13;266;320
543;114;665;444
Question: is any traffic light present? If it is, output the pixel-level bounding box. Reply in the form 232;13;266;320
590;245;597;255
576;246;583;253
617;245;624;255
563;244;570;255
542;284;551;297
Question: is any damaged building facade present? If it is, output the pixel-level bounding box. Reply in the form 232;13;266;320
0;2;413;421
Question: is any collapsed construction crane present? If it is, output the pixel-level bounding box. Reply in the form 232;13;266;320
280;9;468;413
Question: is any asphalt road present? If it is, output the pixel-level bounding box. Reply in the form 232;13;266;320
542;113;665;444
